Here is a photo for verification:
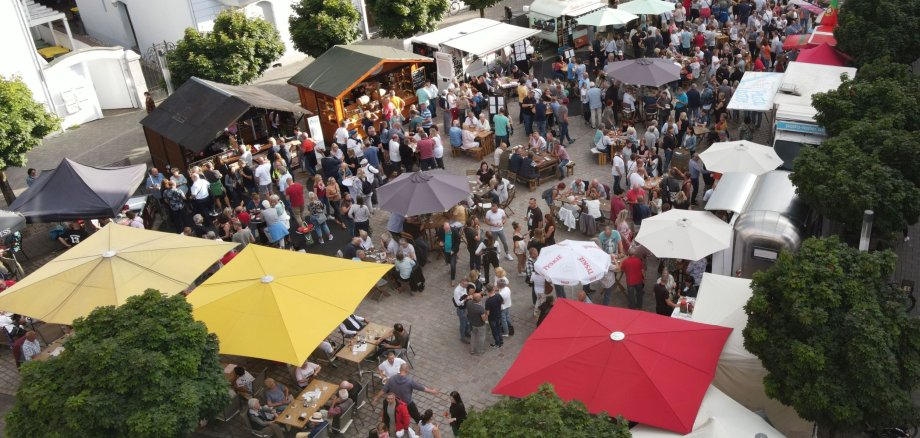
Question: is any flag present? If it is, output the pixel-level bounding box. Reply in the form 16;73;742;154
822;0;838;27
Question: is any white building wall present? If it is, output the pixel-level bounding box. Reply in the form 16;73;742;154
42;59;102;129
0;0;53;110
75;0;195;53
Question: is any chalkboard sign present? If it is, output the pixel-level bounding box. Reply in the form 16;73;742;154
412;67;426;90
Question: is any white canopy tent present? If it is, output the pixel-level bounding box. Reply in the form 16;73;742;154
631;385;786;437
441;22;542;57
691;273;813;437
528;0;607;18
726;72;784;112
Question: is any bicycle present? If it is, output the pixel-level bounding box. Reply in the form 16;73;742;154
447;0;462;16
866;425;918;438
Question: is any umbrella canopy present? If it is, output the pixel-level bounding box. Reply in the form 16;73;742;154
534;240;611;285
630;385;786;437
698;140;783;175
691;274;755;364
493;300;732;434
796;42;848;66
0;210;26;237
635;210;731;260
187;245;392;365
617;0;675;15
0;223;235;324
376;169;471;216
605;58;681;87
782;34;813;51
9;158;146;223
808;25;837;46
577;7;638;27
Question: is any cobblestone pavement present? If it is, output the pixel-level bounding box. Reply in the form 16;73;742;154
2;3;919;436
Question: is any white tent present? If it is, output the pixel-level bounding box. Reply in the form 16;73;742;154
631;385;786;437
692;273;813;437
726;72;784;112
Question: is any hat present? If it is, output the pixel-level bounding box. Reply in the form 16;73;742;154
309;412;324;423
360;158;368;166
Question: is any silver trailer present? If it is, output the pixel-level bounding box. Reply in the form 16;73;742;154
706;170;816;278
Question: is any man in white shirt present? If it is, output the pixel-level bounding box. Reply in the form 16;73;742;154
232;365;255;398
295;361;322;388
497;278;513;336
388;134;402;168
629;166;647;191
254;157;272;195
430;126;445;169
339;314;368;337
189;172;211;219
346;131;364;158
334;121;349;146
238;144;253;168
484;204;514;261
377;351;406;381
611;149;625;194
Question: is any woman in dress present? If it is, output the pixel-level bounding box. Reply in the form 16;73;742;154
444;391;467;437
543;214;557;245
512;222;528;276
615;209;633;249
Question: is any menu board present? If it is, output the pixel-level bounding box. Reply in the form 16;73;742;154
412;67;426;90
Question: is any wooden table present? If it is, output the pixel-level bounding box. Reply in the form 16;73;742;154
334;322;392;379
275;379;338;429
32;332;73;362
532;152;559;181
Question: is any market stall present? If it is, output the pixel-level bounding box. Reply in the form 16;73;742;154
287;45;432;141
527;0;606;48
140;77;310;174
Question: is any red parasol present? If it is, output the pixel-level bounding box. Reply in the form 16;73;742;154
796;43;849;66
492;300;732;434
783;34;813;51
808;25;838;46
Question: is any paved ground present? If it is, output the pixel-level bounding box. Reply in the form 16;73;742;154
2;2;919;437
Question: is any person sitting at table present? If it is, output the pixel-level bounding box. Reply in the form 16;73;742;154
247;398;285;438
475;161;494;187
263;378;293;412
232;366;255;399
508;147;523;175
588;179;608;200
462;110;478;130
397;238;416;261
378;350;407;381
519;152;539;181
570;179;587;196
295;360;322;388
358;229;374;251
489;177;510;205
339;314;369;338
584;194;602;219
380;231;399;257
528;132;547;153
299;412;328;438
342;236;362;260
460;126;480;150
477;113;490;131
448;120;463;150
325;387;355;421
375;323;409;358
393;252;416;289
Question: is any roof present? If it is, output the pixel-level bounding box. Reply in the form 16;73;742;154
8;159;146;223
727;72;784;112
773;61;856;122
412;18;501;48
441;23;541;57
529;0;607;17
287;45;432;97
140;77;309;153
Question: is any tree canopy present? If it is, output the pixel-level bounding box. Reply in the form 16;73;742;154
289;0;361;58
744;237;920;434
6;290;229;438
834;0;920;66
367;0;449;39
0;75;60;204
167;9;284;87
464;0;502;18
460;384;632;437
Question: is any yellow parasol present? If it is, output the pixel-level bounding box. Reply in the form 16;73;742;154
186;245;392;365
0;223;236;324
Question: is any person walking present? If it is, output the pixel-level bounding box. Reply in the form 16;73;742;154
484;204;514;261
621;249;645;309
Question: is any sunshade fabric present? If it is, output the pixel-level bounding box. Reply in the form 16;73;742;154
795;43;848;66
376;170;471;216
635;210;732;260
441;23;541;57
534;240;611;285
493;300;731;434
0;223;235;324
605;58;681;87
140;77;309;153
9;159;146;223
187;245;392;365
529;0;606;17
576;7;639;26
630;385;787;437
699;140;784;175
617;0;675;15
287;45;432;98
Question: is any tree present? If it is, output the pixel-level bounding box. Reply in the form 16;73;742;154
0;75;60;205
791;137;920;236
834;0;920;66
289;0;361;58
743;237;920;436
460;384;632;437
367;0;449;39
167;10;284;87
464;0;502;18
6;290;229;438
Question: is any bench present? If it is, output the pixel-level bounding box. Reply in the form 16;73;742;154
566;161;576;177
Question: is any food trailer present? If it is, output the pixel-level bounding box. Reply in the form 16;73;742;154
526;0;606;48
405;18;541;91
704;171;817;278
140;77;310;174
287;45;432;141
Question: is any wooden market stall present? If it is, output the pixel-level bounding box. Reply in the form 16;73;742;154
287;45;433;141
140;77;311;173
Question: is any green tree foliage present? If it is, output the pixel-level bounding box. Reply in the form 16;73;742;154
744;237;920;434
6;290;229;438
464;0;502;18
289;0;361;58
0;75;60;204
834;0;920;66
798;59;920;235
167;10;284;87
460;384;632;437
367;0;449;39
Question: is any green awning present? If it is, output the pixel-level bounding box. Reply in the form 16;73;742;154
287;45;432;98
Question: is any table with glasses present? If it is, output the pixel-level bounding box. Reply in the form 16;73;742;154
32;332;73;362
334;322;392;379
531;152;559;182
275;379;338;429
671;296;696;320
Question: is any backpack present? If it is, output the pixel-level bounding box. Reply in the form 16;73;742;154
361;179;373;195
439;95;448;110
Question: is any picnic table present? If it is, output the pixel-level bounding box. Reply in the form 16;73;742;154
275;379;339;429
334;322;392;379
